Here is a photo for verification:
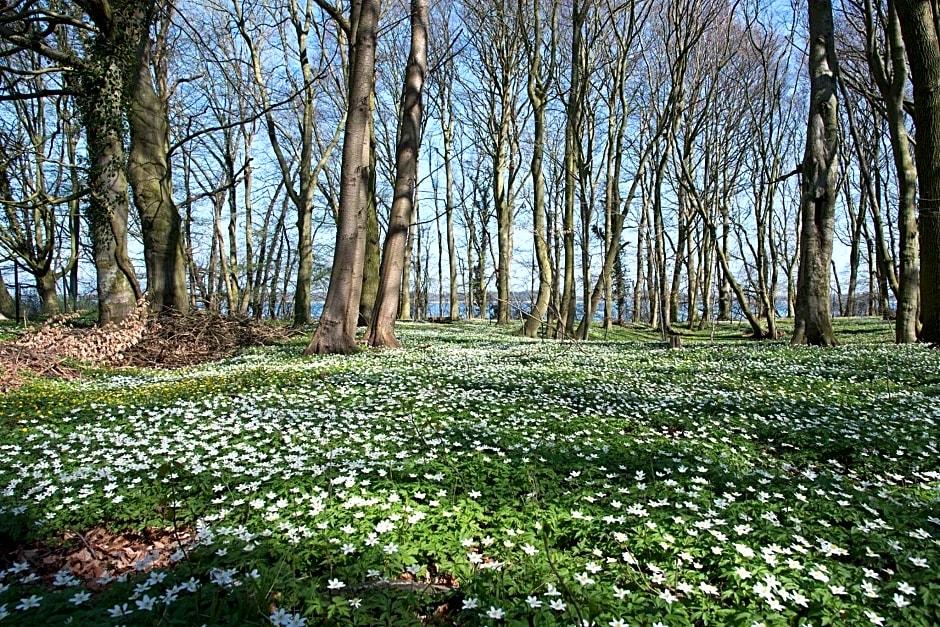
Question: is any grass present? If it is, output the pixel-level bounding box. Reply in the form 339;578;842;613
0;317;938;626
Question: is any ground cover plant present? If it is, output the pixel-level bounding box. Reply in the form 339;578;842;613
0;320;938;626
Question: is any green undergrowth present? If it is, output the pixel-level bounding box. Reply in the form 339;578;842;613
0;318;938;626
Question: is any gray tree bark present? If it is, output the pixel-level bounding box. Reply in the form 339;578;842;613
893;0;940;342
305;0;380;355
792;0;839;346
366;0;429;348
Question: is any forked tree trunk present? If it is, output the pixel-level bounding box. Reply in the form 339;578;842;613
520;0;554;338
792;0;839;346
128;20;189;315
305;0;380;355
894;0;940;342
366;0;429;348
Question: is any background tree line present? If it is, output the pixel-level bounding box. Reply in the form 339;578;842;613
0;0;937;351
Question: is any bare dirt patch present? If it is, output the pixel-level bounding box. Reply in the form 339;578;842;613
0;525;196;590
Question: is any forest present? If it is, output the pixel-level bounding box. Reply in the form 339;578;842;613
0;0;935;349
1;0;940;625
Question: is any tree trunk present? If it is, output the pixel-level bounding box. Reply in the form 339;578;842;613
520;0;553;338
82;60;142;325
0;272;15;319
893;0;939;342
365;0;428;347
35;270;59;316
306;0;380;355
128;19;189;316
792;0;839;346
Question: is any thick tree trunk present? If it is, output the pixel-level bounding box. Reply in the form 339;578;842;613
894;0;940;342
0;272;15;319
306;0;379;355
36;270;59;316
128;25;188;316
792;0;839;346
82;62;142;326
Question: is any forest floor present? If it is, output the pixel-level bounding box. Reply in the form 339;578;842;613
0;317;938;626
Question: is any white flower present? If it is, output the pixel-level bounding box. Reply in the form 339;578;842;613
865;610;885;626
699;582;718;596
808;569;829;583
893;593;910;608
909;556;929;568
486;606;505;619
609;620;628;627
15;595;42;611
525;595;542;608
658;590;678;604
327;578;345;590
898;581;916;595
69;591;91;605
735;543;755;558
107;603;132;617
462;597;479;610
549;598;566;611
136;594;156;610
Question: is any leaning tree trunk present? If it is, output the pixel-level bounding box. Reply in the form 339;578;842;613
366;0;429;348
305;0;380;355
792;0;839;346
128;24;189;315
894;0;940;343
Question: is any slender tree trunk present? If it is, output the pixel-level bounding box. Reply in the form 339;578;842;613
520;0;554;338
792;0;839;346
365;0;428;347
559;0;584;337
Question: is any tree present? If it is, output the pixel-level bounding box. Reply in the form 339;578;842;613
893;0;940;342
127;0;188;315
234;0;344;326
365;0;429;348
305;0;380;355
792;0;839;346
519;0;557;338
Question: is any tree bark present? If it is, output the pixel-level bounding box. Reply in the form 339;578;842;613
792;0;839;346
365;0;428;347
520;0;554;338
0;272;15;319
305;0;380;355
893;0;940;342
127;11;189;316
